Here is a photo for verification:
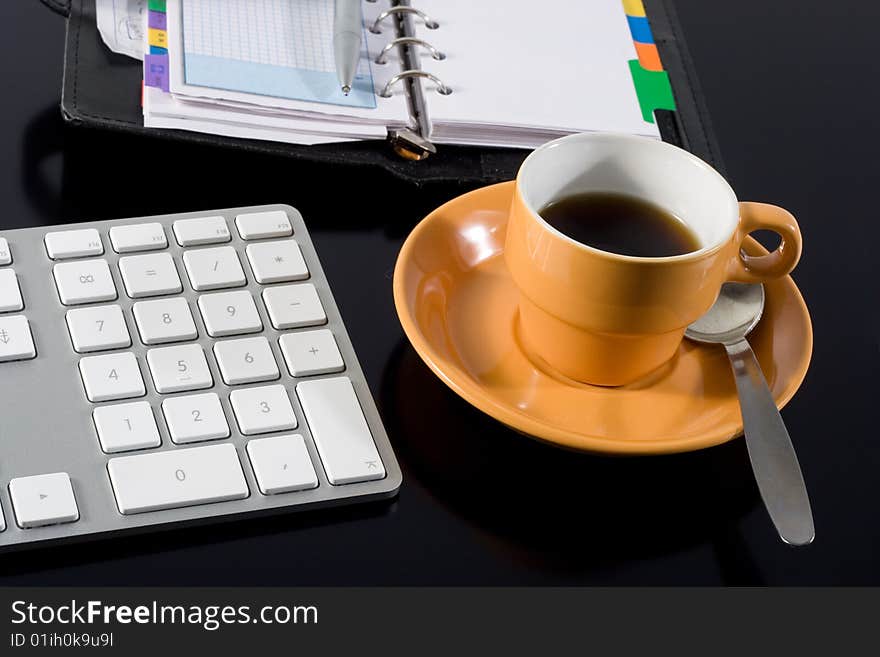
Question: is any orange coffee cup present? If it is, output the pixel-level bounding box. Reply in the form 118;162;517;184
505;133;802;386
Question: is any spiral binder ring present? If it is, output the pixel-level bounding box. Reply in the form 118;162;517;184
375;37;445;65
379;70;451;98
370;7;439;34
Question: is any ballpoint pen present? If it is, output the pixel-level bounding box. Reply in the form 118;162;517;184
333;0;363;95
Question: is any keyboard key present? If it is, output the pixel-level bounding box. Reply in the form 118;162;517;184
197;290;262;337
44;229;103;260
0;237;10;265
0;270;23;312
110;223;168;253
66;305;131;353
9;472;79;528
235;210;292;240
262;283;326;329
247;435;318;495
183;247;247;291
53;259;117;305
93;401;161;453
297;377;385;485
0;316;36;363
230;384;297;435
162;392;230;444
214;337;279;385
133;297;197;345
119;252;182;298
246;240;309;284
107;443;249;515
147;344;213;394
172;216;231;246
79;352;145;402
279;329;344;377
0;504;5;531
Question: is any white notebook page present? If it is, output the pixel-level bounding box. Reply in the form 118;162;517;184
414;0;660;142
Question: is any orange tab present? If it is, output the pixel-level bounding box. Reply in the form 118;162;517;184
635;41;663;72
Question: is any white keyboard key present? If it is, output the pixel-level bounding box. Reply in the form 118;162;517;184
197;290;262;337
247;435;318;495
214;336;279;385
44;228;103;260
279;329;345;377
263;284;326;330
53;259;117;305
297;377;385;485
9;473;79;528
93;401;161;453
0;270;23;312
162;392;230;444
119;252;182;298
0;316;36;363
0;504;5;531
245;240;309;284
183;247;246;291
0;237;11;265
172;216;231;246
110;223;167;253
235;210;292;240
79;352;145;402
230;384;297;436
66;305;131;353
147;344;213;394
133;297;197;345
108;443;248;515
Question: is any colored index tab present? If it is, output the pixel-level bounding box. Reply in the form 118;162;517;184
148;10;167;31
144;54;170;92
148;0;166;10
622;0;647;17
626;15;654;44
628;60;676;123
148;28;168;49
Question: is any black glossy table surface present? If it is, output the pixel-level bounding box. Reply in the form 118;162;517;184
0;0;876;585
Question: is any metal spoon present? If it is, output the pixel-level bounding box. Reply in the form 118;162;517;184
686;283;814;546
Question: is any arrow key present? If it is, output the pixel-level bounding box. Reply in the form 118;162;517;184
9;472;79;529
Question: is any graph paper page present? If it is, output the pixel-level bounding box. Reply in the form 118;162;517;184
181;0;378;109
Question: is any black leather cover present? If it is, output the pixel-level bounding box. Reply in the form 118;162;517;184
48;0;724;184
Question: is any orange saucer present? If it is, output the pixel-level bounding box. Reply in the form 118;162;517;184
393;182;813;455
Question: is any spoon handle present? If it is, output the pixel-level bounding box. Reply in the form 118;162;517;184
725;339;815;546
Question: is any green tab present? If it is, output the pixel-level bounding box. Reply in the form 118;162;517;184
148;0;166;11
628;60;676;124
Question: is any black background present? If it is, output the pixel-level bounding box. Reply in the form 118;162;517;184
0;0;876;585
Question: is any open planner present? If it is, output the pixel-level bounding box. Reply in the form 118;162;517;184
143;0;662;150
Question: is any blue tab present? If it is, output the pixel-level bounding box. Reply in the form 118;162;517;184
626;15;654;44
150;45;168;55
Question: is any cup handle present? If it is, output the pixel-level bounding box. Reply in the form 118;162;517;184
727;202;803;283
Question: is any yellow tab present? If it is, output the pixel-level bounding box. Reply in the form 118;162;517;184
622;0;647;17
148;28;168;48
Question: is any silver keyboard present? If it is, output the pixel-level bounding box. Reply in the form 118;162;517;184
0;204;401;551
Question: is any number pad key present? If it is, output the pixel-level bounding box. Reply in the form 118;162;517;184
66;305;131;353
0;316;36;363
119;253;182;298
245;240;308;284
262;284;326;329
133;297;197;345
247;435;318;495
214;337;279;385
230;384;297;435
279;329;345;377
147;344;213;394
53;259;117;306
79;352;145;402
162;392;230;444
183;247;246;291
93;401;161;453
0;270;23;312
197;290;262;337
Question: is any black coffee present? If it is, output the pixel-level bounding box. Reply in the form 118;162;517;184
538;192;700;257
